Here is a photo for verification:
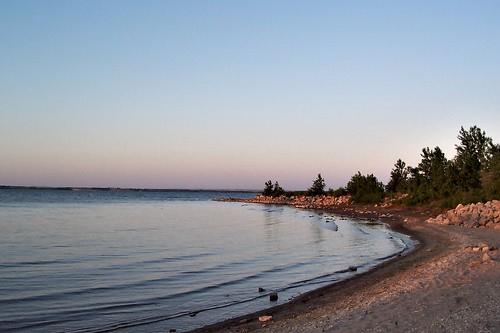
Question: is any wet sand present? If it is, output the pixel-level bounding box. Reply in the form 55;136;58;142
193;204;500;333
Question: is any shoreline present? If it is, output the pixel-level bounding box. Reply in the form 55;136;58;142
192;200;500;333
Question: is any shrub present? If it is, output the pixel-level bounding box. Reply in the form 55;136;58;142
346;172;385;203
328;187;348;197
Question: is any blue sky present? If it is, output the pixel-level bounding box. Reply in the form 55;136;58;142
1;1;499;189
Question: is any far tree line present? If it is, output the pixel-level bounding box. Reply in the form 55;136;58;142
262;126;500;207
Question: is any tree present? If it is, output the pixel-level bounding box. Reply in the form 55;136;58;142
386;159;408;193
454;126;494;190
263;180;273;196
273;181;285;197
308;173;325;196
418;147;449;198
481;144;500;199
346;172;385;203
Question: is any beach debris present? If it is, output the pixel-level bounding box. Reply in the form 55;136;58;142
258;287;266;292
269;292;279;302
259;315;273;322
348;266;357;272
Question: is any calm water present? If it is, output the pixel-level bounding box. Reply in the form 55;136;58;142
0;189;413;332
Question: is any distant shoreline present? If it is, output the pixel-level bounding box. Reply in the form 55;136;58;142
0;185;259;193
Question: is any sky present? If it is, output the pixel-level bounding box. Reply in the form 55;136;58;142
1;1;500;190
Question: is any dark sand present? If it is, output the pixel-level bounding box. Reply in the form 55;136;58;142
192;205;500;333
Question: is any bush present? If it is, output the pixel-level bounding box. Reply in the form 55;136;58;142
347;172;385;203
328;187;348;197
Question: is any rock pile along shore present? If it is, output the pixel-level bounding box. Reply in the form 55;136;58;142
427;200;500;229
243;194;351;209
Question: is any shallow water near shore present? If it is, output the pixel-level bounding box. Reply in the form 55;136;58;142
0;189;413;333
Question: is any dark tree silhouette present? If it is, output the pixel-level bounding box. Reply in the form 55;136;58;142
386;159;408;193
308;174;325;196
263;180;273;196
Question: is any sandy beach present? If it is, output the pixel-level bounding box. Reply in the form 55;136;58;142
194;204;500;333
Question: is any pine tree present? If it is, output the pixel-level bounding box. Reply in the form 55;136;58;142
308;173;325;196
263;180;273;196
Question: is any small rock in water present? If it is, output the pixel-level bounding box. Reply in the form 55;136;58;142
169;329;176;333
269;292;279;302
348;266;357;272
259;315;273;322
258;287;266;292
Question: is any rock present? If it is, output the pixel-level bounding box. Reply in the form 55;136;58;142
348;266;358;272
472;247;481;252
482;246;490;252
482;252;492;262
169;329;176;333
259;315;273;322
258;287;266;292
269;292;278;302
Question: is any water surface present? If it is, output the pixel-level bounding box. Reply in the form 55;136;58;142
0;189;412;332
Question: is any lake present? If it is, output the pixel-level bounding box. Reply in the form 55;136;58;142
0;188;413;332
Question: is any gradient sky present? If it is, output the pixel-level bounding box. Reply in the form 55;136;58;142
1;1;500;190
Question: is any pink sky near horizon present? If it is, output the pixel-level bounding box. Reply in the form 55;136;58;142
2;1;500;190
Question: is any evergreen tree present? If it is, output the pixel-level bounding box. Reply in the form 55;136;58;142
273;181;285;197
346;172;385;203
481;144;500;199
386;159;408;193
308;173;325;196
263;180;273;196
418;147;449;198
454;126;494;190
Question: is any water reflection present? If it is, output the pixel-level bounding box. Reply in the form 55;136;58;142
0;192;412;333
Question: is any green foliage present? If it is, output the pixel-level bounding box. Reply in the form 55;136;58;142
481;145;500;199
307;173;325;196
262;126;498;207
263;180;274;196
454;126;494;191
273;181;285;197
346;172;385;203
402;126;498;206
262;180;285;197
386;159;408;193
328;187;348;197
